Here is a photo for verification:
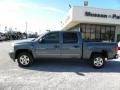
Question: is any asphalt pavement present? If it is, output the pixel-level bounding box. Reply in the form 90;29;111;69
0;41;120;90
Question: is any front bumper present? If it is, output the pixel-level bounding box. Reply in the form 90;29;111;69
9;50;15;62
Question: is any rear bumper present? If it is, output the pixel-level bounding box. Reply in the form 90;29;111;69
9;50;15;62
109;54;119;59
114;54;119;59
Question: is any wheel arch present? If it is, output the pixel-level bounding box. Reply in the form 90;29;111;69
15;49;33;59
90;50;108;59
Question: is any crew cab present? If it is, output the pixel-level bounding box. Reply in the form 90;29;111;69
9;31;118;68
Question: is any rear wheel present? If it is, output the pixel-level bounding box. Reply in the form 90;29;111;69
17;52;33;67
91;54;105;69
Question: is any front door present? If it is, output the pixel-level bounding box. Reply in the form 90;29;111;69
35;32;61;58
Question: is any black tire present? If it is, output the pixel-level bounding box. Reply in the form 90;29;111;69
17;52;33;67
91;54;105;69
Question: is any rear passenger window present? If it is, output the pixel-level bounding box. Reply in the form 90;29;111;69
63;32;78;43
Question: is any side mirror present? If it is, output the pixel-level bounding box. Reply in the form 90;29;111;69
39;38;45;43
38;38;43;43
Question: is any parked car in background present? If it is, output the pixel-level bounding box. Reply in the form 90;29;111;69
9;31;118;69
0;34;6;41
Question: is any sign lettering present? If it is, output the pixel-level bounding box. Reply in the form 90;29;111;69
85;11;120;19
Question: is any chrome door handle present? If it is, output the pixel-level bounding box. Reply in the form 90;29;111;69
73;45;79;48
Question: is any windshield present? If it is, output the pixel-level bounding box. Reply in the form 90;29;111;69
33;32;48;41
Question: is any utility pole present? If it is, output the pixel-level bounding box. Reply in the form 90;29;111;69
25;22;28;39
5;26;7;32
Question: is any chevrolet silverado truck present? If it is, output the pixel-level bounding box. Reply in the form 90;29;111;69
9;31;118;68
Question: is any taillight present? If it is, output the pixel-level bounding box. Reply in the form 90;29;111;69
114;45;118;54
118;47;120;50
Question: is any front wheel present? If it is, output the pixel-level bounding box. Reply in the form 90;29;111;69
17;52;33;67
91;54;105;69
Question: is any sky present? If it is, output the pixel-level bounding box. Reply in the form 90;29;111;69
0;0;120;34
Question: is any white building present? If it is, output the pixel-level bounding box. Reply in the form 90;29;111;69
62;6;120;42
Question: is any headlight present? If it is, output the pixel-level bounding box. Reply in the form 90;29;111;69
10;43;15;52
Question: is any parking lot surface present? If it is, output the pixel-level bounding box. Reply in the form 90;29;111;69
0;41;120;90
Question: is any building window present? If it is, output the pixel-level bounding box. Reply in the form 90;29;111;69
80;24;115;42
117;34;120;42
101;26;106;41
96;25;101;40
111;27;115;41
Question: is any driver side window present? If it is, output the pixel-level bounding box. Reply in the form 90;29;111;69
41;32;59;43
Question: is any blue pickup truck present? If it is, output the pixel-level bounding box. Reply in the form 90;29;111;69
9;31;118;68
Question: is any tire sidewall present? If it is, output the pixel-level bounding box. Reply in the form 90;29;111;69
17;52;33;67
92;54;105;69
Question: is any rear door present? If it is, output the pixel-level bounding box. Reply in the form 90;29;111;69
61;32;82;58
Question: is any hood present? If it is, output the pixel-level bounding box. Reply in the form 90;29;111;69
13;38;35;45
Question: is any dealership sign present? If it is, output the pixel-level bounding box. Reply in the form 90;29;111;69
85;11;120;19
